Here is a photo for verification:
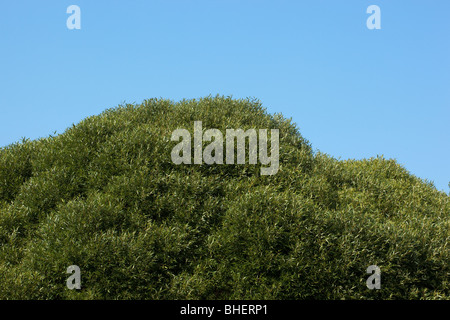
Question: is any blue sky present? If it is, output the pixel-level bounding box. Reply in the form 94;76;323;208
1;0;449;191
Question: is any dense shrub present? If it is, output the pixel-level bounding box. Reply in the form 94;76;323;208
0;95;448;299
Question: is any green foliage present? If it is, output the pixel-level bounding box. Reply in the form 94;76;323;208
0;95;448;299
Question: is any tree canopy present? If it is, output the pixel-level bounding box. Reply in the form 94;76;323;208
0;96;448;299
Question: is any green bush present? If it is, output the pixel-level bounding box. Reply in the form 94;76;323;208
0;95;448;299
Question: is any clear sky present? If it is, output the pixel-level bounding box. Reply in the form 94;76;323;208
1;0;449;192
